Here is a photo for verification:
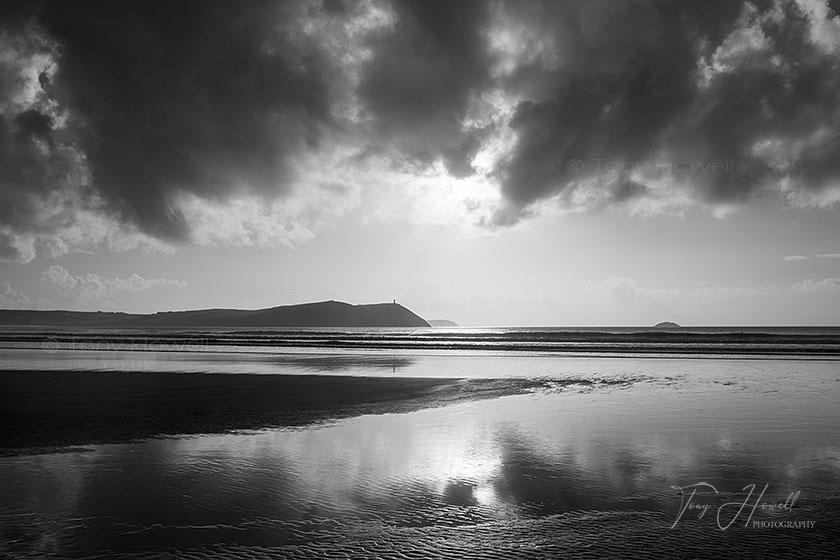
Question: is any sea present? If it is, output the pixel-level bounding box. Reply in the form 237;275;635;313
1;326;839;558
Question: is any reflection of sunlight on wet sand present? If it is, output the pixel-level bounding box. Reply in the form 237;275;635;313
5;344;837;382
144;370;840;517
1;360;840;557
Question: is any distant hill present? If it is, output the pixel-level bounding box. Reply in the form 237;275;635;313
654;321;680;329
0;301;430;328
428;319;459;327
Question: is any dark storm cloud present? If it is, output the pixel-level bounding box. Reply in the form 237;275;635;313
663;1;840;201
0;108;80;242
2;0;840;257
494;0;711;207
0;3;69;261
358;0;491;177
2;0;335;243
493;0;840;220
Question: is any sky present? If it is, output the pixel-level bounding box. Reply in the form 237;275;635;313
1;0;839;326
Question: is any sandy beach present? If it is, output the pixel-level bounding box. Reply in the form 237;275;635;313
1;355;838;559
0;369;563;452
1;329;838;558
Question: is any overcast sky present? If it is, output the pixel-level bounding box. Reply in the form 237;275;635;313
1;0;839;325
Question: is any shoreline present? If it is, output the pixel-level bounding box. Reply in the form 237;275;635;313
0;370;569;454
2;327;838;359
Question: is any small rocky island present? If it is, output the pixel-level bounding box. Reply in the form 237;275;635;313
653;321;680;329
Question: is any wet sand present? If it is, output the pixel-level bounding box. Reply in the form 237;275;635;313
0;370;562;452
2;360;838;558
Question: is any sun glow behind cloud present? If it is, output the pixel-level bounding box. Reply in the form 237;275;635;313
2;0;840;263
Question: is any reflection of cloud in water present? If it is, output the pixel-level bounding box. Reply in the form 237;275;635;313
442;480;478;506
492;428;598;516
267;354;415;373
2;375;840;556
